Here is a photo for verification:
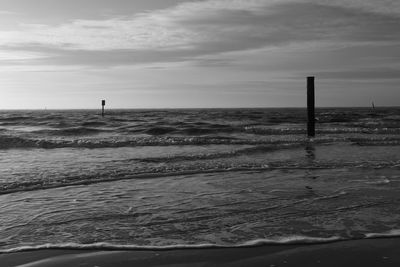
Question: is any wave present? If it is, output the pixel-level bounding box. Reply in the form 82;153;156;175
32;127;105;136
145;127;177;135
3;231;400;253
0;135;39;149
244;126;400;135
81;121;108;127
1;133;400;150
350;138;400;146
0;167;273;196
181;127;234;135
129;125;400;136
0;135;244;149
0;162;342;196
244;127;305;135
365;229;400;238
0;135;300;149
140;125;238;136
137;144;303;163
0;115;32;122
0;236;344;253
2;155;398;196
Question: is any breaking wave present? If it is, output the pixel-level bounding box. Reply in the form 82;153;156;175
0;235;343;253
32;127;105;136
2;232;400;253
1;133;400;150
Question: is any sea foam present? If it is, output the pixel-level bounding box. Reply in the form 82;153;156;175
3;232;400;254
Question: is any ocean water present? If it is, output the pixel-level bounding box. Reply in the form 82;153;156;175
0;107;400;252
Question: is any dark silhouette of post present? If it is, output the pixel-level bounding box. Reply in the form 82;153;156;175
101;100;105;117
307;77;315;137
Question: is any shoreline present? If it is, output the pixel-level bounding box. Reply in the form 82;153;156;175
2;237;400;267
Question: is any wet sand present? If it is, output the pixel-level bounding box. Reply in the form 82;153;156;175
1;238;400;267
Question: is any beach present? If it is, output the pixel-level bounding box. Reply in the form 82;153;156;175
2;238;400;267
2;0;400;265
0;108;399;265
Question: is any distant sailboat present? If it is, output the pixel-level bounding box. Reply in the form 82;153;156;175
369;101;377;116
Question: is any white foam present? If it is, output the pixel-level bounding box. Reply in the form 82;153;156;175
241;235;343;246
365;229;400;238
0;235;344;254
2;231;400;254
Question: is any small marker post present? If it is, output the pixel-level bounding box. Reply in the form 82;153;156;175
101;100;105;117
307;77;315;137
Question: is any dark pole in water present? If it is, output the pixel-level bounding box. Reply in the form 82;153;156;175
101;100;105;117
307;77;315;137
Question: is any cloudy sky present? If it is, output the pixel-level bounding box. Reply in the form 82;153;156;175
1;0;399;109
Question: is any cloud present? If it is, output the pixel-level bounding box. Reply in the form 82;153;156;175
315;0;400;16
0;50;49;61
1;0;400;66
0;10;17;15
311;68;400;80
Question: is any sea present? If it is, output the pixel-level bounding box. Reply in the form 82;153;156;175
0;107;399;252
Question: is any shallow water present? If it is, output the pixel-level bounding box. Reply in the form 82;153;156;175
0;108;399;251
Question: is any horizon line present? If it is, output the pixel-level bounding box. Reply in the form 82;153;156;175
0;105;398;111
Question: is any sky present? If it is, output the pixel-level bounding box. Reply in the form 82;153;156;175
0;0;399;109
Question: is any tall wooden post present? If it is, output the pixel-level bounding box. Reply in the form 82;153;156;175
307;77;315;137
101;100;105;117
